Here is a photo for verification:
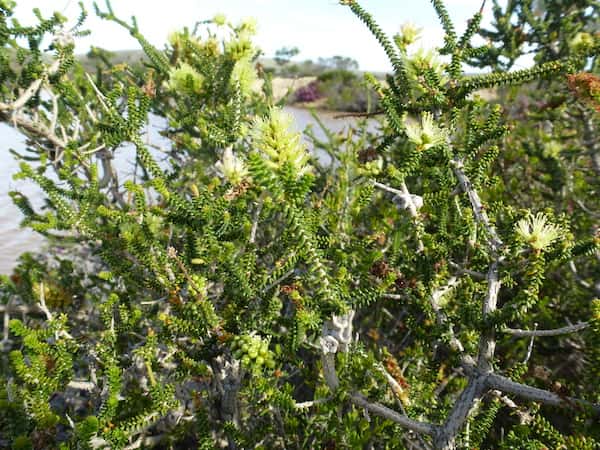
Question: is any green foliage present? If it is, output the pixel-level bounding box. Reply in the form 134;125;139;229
0;0;599;449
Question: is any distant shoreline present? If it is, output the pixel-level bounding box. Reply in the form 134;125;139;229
78;50;383;113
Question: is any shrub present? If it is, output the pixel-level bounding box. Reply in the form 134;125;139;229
316;69;380;112
0;0;599;449
293;80;323;103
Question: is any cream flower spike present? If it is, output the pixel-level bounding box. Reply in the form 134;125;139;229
252;107;312;178
515;212;561;251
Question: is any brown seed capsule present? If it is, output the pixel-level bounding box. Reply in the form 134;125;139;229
370;260;390;278
358;146;378;163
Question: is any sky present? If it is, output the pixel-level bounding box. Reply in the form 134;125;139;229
12;0;495;72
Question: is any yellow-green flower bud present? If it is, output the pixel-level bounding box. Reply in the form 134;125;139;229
396;22;421;49
570;32;595;52
188;274;208;298
238;17;258;35
166;63;204;94
542;140;562;159
213;13;227;26
404;47;448;96
358;157;384;176
231;58;259;97
225;32;256;61
167;30;185;49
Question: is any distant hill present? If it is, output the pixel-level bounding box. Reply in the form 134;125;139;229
76;49;390;79
77;49;148;73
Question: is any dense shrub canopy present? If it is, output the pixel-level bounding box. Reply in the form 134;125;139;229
0;1;599;449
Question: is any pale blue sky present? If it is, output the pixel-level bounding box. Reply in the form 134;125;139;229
13;1;494;72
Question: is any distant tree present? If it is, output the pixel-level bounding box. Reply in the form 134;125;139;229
317;55;359;71
274;46;300;66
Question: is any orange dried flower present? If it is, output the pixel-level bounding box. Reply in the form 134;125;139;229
567;72;600;112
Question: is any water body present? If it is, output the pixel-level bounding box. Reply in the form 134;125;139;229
0;107;371;274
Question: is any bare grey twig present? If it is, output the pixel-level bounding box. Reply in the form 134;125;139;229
373;181;425;252
485;372;600;413
503;321;589;337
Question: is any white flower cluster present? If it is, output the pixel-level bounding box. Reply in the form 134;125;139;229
215;147;249;186
403;111;448;151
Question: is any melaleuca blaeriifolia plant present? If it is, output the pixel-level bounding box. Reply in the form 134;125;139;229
0;0;600;449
